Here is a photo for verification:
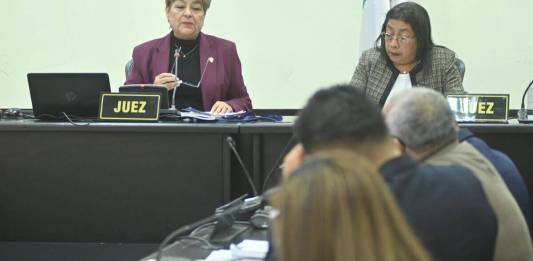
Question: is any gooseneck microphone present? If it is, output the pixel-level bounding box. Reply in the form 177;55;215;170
169;57;215;111
172;46;181;76
155;214;217;261
262;136;296;192
226;136;258;196
169;46;182;111
154;137;291;260
154;194;247;261
518;80;533;121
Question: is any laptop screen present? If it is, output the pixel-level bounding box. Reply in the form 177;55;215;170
27;73;111;119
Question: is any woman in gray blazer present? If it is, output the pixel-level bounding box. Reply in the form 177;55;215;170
350;2;465;107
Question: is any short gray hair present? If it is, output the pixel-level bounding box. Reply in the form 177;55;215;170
385;88;457;153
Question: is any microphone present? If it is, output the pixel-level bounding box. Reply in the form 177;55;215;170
155;136;293;260
169;46;181;112
170;57;215;111
172;45;181;76
261;136;296;192
226;136;258;196
518;80;533;121
154;194;248;261
154;190;275;261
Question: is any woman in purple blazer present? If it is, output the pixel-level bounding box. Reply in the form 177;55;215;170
125;0;252;113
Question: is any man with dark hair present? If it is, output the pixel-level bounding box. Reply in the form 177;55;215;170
281;84;496;261
385;88;533;261
294;87;388;153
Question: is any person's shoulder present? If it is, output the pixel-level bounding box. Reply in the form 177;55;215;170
417;162;481;188
383;155;479;190
133;34;170;52
429;45;456;63
421;162;470;176
360;47;382;62
202;33;236;49
462;135;492;155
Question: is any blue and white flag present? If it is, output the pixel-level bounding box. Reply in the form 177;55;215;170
359;0;409;55
359;0;390;55
390;0;408;7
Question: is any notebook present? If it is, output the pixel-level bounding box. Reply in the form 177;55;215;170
27;73;111;119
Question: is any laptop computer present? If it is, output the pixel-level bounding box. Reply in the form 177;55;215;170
27;73;111;119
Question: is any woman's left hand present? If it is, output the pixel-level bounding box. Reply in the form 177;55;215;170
210;101;233;115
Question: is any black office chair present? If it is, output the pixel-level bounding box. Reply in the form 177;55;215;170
454;57;465;82
125;59;133;79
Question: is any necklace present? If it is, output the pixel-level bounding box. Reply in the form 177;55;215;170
177;44;198;58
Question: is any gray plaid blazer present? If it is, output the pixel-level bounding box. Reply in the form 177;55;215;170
350;46;465;106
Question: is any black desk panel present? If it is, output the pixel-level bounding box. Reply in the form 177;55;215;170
0;242;157;261
0;120;237;243
464;123;533;219
238;123;294;193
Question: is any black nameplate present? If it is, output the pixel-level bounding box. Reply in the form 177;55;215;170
447;94;509;122
99;93;160;121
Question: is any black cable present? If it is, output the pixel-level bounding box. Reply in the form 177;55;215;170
31;112;91;126
155;198;250;261
175;235;219;250
226;136;258;196
190;221;250;236
190;221;217;236
520;80;533;109
62;112;90;126
155;215;216;261
261;135;296;192
21;113;35;119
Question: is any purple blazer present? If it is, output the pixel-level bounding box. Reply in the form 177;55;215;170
125;32;252;111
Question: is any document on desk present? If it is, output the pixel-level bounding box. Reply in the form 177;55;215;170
180;108;246;121
204;249;232;261
204;240;269;261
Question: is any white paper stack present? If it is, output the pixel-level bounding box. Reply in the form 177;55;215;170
204;240;269;261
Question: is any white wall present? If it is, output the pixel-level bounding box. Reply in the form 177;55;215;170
0;0;531;109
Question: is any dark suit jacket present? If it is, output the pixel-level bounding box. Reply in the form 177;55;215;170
458;128;531;231
381;154;497;261
267;155;497;261
427;142;533;261
125;32;252;112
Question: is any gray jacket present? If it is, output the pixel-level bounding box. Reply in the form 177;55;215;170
427;142;533;261
350;46;465;106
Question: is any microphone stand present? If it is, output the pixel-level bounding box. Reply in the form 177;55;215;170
154;193;264;261
226;136;258;196
168;46;182;115
518;80;533;121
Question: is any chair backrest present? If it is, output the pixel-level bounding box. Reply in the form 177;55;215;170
454;57;465;81
125;59;133;79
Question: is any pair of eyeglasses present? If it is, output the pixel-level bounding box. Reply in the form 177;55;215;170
382;32;412;44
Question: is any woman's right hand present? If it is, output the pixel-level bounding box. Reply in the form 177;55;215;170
154;73;180;91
